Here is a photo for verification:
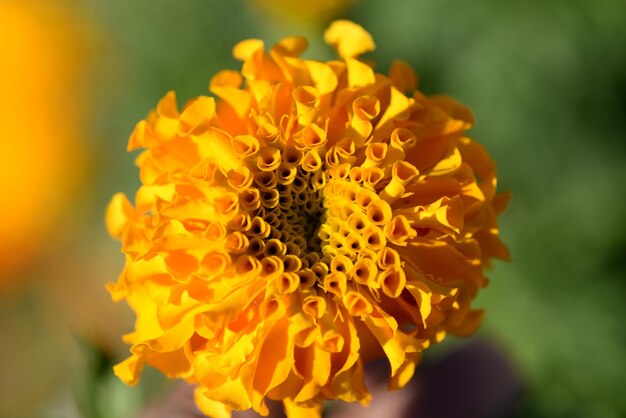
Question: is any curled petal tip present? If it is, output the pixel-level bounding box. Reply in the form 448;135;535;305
324;20;376;59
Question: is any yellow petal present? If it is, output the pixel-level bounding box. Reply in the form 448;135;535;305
179;96;216;136
202;379;252;411
105;193;136;239
389;60;418;93
146;347;191;378
305;60;338;95
388;355;418;390
272;36;308;57
113;354;145;386
346;58;376;88
195;387;232;418
362;311;405;374
324;20;375;59
283;399;322;418
233;38;264;61
252;319;293;412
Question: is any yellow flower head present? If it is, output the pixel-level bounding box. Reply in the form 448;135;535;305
0;0;85;285
107;20;509;418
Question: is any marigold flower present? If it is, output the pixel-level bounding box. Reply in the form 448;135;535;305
0;0;86;286
107;20;509;418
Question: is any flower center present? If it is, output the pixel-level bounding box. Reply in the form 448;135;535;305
285;169;326;257
243;147;330;273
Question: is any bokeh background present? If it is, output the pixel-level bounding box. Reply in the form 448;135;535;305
1;0;625;417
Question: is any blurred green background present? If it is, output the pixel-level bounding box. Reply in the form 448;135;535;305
1;0;625;417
